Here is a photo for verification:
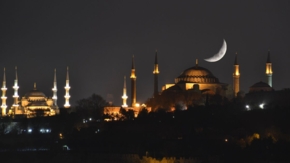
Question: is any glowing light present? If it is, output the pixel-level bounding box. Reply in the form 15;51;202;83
59;133;63;139
135;103;140;107
28;129;32;133
259;103;265;109
225;139;228;142
245;105;250;111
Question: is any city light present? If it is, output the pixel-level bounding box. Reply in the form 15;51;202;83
245;105;250;111
259;103;265;109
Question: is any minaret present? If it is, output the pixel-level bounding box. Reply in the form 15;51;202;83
121;76;128;107
266;51;273;87
1;68;7;116
130;56;137;107
153;50;159;97
13;66;19;108
64;67;71;108
233;53;240;97
52;69;58;107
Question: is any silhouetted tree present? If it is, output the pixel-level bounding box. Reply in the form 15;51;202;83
76;94;108;120
137;108;149;119
119;108;135;120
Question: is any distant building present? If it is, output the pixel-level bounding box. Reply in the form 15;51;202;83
1;67;71;118
148;59;233;110
104;55;151;120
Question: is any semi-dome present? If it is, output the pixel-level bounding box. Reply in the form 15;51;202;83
175;65;220;83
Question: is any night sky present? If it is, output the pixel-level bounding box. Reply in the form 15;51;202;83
0;1;290;106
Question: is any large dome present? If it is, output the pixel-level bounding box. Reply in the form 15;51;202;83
175;65;220;83
25;84;46;98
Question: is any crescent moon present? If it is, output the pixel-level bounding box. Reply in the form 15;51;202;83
204;39;227;62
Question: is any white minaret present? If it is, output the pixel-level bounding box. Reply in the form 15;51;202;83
122;76;128;107
64;67;70;108
1;68;7;116
52;69;58;107
13;66;19;108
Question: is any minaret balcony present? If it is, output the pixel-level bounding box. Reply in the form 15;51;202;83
1;105;7;109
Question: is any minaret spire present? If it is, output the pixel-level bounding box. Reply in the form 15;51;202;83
266;50;273;87
130;55;137;107
122;76;128;107
233;53;240;97
52;69;58;108
64;66;71;108
13;66;19;108
1;68;7;116
153;50;159;97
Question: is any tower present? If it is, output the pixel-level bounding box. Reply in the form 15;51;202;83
121;76;128;107
233;53;240;97
153;50;159;97
13;66;19;108
52;69;58;107
64;67;71;108
130;56;137;107
1;68;7;116
266;51;273;87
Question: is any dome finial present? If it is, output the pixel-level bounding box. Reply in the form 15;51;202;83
195;59;198;67
34;82;37;90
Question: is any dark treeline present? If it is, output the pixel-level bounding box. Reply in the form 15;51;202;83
1;96;290;162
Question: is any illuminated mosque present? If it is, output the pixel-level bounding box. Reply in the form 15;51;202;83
105;50;275;116
0;67;71;118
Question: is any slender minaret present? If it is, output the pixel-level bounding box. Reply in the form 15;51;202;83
1;68;7;116
153;50;159;97
64;67;71;108
266;51;273;87
13;66;19;108
52;69;58;107
130;56;137;107
233;53;240;97
121;76;128;107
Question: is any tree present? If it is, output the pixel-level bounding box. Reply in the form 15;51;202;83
75;94;108;120
119;108;135;120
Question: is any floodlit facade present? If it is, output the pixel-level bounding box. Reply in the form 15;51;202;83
162;59;231;97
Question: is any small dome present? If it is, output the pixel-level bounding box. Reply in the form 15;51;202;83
175;65;219;83
249;81;273;92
